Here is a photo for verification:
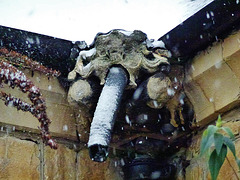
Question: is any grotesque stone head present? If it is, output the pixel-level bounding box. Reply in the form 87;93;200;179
68;29;170;88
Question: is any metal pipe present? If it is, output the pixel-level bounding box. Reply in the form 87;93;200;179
88;66;128;162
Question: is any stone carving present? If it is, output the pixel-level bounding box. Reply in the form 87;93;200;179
68;30;169;87
67;29;193;142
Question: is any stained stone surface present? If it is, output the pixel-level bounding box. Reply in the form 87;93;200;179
0;136;40;180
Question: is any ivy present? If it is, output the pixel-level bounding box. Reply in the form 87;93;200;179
200;115;240;180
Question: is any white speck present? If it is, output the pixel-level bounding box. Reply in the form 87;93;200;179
78;133;81;137
36;37;40;45
210;11;214;16
209;97;214;102
138;141;143;144
146;39;165;49
206;12;210;19
125;115;132;126
7;101;13;107
151;171;161;179
167;88;175;96
114;161;118;167
153;100;158;108
12;126;15;131
174;77;178;82
109;67;120;74
121;126;124;130
30;86;38;93
166;34;170;39
158;114;162;119
63;125;68;131
152;40;165;48
191;65;195;71
143;114;148;120
133;86;143;100
200;35;203;39
237;0;239;4
79;48;96;60
27;37;34;44
168;137;171;140
180;98;184;105
48;85;52;90
232;13;235;16
120;158;125;166
215;62;222;69
182;126;185;131
0;127;3;131
99;157;104;162
118;30;133;36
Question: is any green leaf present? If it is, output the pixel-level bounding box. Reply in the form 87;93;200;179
216;115;223;128
223;136;236;158
200;125;218;156
221;127;235;140
209;145;227;180
214;133;224;155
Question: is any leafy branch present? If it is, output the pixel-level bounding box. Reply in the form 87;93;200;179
200;115;240;180
0;58;58;149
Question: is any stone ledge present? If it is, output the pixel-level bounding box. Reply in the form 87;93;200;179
0;100;77;140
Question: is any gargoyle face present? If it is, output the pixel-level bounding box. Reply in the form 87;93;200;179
68;29;171;87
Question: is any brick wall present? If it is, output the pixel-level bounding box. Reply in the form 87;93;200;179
178;29;240;179
0;68;123;180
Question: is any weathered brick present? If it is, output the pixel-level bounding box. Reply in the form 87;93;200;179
194;61;240;112
184;76;216;125
222;30;240;59
189;42;223;79
77;148;123;180
224;51;240;80
44;144;76;180
0;136;40;180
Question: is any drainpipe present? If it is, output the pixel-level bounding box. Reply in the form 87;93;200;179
88;66;128;162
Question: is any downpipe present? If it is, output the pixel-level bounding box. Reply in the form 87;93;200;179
88;66;128;162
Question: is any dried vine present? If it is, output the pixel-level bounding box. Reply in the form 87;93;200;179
0;48;61;77
0;59;57;149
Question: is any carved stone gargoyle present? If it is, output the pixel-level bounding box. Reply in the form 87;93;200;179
67;30;171;137
67;29;194;161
